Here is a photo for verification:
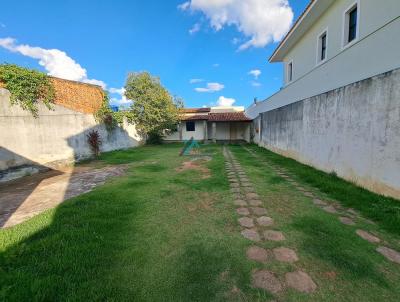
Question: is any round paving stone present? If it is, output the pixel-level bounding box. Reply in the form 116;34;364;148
322;205;337;214
234;199;247;207
244;187;256;193
273;247;298;263
229;179;239;183
241;229;261;242
303;192;314;197
249;199;263;206
264;230;285;241
230;183;240;188
250;207;267;216
285;271;317;293
257;216;274;226
251;270;282;293
246;192;259;199
246;246;268;263
339;216;355;225
296;187;307;192
236;207;250;216
356;229;381;243
230;188;241;193
313;198;327;206
376;246;400;264
238;217;255;228
240;182;252;187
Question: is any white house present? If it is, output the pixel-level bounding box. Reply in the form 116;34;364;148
246;0;400;119
165;107;251;142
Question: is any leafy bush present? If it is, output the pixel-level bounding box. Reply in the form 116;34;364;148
94;92;119;131
0;64;54;117
87;130;102;157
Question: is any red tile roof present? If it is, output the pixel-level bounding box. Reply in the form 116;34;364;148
181;114;209;121
180;108;211;113
208;112;251;122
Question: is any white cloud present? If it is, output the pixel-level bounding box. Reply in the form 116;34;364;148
178;1;190;11
217;96;235;106
232;37;240;45
189;23;201;34
249;69;261;79
108;87;131;107
0;37;106;88
178;0;293;50
213;63;219;67
195;82;224;93
251;81;262;87
190;78;204;84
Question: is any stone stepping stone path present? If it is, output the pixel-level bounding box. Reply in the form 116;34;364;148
223;146;318;297
264;230;286;241
252;270;283;294
285;271;317;293
339;216;355;225
356;229;381;243
247;246;269;263
273;247;299;263
241;145;400;268
376;246;400;264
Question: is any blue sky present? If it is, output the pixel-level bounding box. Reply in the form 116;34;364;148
0;0;308;108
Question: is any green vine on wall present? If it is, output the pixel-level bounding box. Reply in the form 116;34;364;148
0;64;55;117
94;92;120;131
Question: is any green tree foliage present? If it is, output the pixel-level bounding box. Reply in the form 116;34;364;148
0;64;54;117
94;92;119;131
124;72;182;143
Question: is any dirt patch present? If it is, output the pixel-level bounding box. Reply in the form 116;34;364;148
176;158;211;179
187;193;214;212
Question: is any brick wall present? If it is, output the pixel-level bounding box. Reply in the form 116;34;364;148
51;77;104;114
0;77;104;114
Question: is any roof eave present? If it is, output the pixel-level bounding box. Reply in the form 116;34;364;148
269;0;334;63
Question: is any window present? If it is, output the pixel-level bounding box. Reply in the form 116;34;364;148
348;7;357;42
317;30;328;64
186;121;195;132
343;3;359;46
287;61;293;83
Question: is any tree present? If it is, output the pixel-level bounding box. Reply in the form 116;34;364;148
124;72;182;143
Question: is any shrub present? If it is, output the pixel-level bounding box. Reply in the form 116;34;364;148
0;64;54;117
87;130;102;157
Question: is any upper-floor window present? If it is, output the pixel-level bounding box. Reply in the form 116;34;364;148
186;121;195;132
287;61;293;83
343;2;359;46
317;30;328;64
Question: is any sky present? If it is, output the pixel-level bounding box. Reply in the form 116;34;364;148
0;0;309;109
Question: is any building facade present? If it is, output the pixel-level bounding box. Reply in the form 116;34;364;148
165;107;251;142
246;0;400;119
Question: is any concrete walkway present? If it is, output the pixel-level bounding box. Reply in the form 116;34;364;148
0;165;127;228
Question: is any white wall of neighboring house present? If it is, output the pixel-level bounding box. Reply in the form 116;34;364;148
247;0;400;118
164;121;206;141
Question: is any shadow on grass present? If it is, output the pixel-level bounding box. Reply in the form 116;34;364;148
247;145;400;237
291;216;389;288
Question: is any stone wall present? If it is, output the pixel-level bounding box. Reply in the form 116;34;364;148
0;88;141;182
255;68;400;199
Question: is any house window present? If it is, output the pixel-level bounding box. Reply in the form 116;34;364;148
344;3;358;46
287;61;293;83
317;30;328;64
186;121;195;132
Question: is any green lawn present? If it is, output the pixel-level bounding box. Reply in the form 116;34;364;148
1;143;399;301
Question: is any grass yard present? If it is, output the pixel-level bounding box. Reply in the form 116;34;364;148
1;143;400;301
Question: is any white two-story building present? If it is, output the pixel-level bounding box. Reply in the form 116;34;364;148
247;0;400;118
245;0;400;199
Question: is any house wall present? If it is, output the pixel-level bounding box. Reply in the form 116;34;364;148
164;121;206;141
0;88;141;181
247;0;400;119
255;68;400;199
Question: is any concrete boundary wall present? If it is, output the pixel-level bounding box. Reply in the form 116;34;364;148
0;88;142;182
256;68;400;199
